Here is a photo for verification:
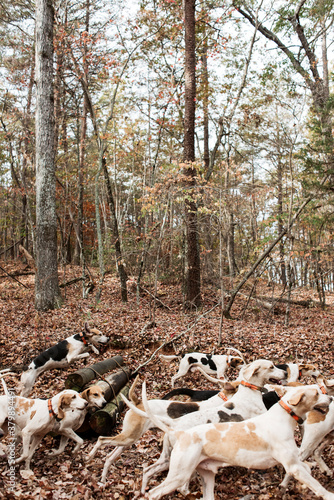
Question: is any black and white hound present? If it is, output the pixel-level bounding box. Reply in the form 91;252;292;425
20;323;109;396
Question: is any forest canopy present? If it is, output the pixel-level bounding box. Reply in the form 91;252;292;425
0;0;333;313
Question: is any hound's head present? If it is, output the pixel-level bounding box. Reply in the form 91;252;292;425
83;323;109;347
284;385;331;422
228;356;245;369
299;363;321;379
241;359;288;386
81;385;106;410
57;390;88;420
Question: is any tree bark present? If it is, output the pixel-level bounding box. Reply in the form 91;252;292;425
35;0;61;311
183;0;201;308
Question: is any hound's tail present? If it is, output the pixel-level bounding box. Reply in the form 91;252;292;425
226;347;246;364
121;382;175;435
0;372;17;396
159;354;180;362
128;374;141;405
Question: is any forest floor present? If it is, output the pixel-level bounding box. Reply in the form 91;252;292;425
0;263;333;499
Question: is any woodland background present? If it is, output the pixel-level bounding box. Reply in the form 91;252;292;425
0;0;334;313
0;0;334;498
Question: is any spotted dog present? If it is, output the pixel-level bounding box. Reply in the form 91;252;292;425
140;383;334;500
0;379;88;470
275;362;320;384
47;384;107;456
160;347;245;387
20;323;109;397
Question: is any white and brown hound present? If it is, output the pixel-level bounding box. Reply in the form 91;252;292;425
87;359;287;485
0;382;88;470
47;384;106;456
275;362;320;384
140;383;334;500
20;323;109;397
280;377;334;490
136;359;288;492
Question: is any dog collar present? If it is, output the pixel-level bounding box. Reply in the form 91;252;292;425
48;399;61;421
318;384;327;395
218;391;228;401
279;400;304;425
78;332;88;345
241;381;267;393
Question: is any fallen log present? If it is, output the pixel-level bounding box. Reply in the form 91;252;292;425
256;295;313;307
89;383;130;435
65;355;124;391
90;367;131;402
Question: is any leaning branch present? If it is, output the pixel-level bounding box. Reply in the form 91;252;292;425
223;174;330;317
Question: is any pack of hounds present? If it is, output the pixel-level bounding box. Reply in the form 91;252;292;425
1;326;334;499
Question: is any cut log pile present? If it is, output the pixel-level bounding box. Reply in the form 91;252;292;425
65;356;131;435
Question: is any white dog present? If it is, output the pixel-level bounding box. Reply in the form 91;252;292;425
140;382;333;500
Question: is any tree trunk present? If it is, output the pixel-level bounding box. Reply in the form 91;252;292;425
35;0;61;311
74;0;89;265
101;156;128;302
183;0;201;308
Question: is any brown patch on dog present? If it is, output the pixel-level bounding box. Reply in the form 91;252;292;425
306;410;327;424
57;393;76;420
287;387;317;406
167;402;199;419
107;404;149;445
224;402;235;410
30;410;36;420
178;431;202;452
81;388;91;401
16;399;34;413
203;422;267;460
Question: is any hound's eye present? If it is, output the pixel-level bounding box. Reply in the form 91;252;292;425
72;395;76;399
93;393;99;397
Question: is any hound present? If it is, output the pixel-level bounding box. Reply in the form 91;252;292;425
275;362;320;384
160;347;245;387
20;323;109;397
126;359;288;492
140;382;334;500
47;384;106;456
0;381;88;470
280;377;334;489
89;360;287;486
85;375;239;483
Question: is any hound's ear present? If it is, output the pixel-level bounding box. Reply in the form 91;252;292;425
242;364;259;380
287;391;303;406
287;388;317;406
84;322;91;334
57;395;69;420
81;388;90;402
326;379;334;389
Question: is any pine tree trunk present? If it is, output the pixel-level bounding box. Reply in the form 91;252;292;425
35;0;61;311
183;0;201;308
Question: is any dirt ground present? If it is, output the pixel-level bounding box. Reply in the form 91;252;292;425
0;264;333;499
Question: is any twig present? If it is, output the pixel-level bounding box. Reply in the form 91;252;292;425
0;264;29;288
132;302;221;376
